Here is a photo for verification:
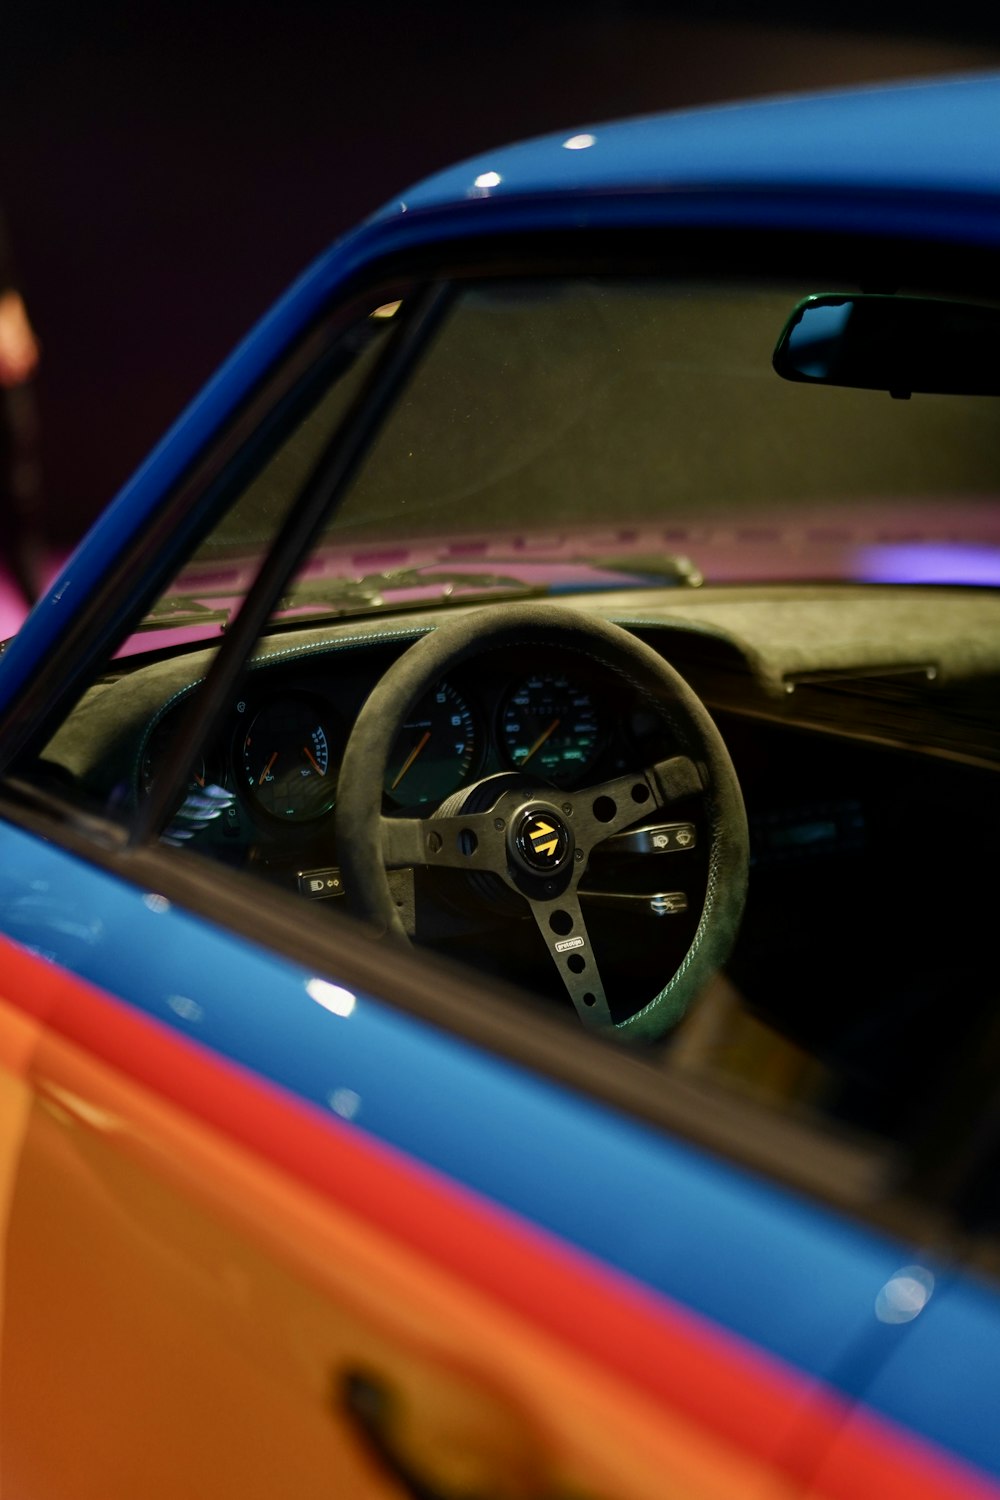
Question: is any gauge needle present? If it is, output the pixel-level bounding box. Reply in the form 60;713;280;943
391;729;431;791
302;745;324;775
521;718;560;766
259;751;278;785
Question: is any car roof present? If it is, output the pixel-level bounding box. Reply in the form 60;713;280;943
385;72;1000;216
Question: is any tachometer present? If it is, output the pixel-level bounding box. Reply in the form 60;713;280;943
385;680;477;807
500;671;601;785
240;696;337;822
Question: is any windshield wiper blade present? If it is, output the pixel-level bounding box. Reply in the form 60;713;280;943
576;552;703;587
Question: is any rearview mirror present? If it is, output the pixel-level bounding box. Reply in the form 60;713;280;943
772;293;1000;398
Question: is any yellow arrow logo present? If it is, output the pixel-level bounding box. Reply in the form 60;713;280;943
529;819;560;859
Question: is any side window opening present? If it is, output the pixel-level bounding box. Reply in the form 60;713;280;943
9;267;1000;1235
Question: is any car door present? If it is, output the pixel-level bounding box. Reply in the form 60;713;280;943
0;806;992;1500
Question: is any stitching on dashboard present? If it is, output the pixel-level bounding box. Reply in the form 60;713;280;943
249;626;433;669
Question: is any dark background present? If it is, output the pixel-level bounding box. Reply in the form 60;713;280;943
3;0;999;548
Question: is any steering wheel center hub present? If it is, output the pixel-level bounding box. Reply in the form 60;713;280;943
511;805;573;878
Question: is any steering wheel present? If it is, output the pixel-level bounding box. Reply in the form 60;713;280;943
336;604;748;1043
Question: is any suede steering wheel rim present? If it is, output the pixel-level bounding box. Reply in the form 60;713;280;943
336;604;749;1043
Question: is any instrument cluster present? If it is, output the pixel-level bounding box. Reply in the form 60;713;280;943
139;643;672;853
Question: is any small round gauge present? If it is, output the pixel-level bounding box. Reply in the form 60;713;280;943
385;681;477;807
500;671;602;786
140;717;207;800
241;696;337;822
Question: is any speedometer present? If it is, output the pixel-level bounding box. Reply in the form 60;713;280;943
500;672;601;785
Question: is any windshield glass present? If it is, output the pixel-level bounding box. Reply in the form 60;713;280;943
126;275;1000;656
330;278;1000;588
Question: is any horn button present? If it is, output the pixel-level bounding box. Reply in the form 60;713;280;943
510;804;574;892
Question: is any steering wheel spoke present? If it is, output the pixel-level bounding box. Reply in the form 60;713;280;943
564;755;704;855
381;810;507;873
525;892;614;1027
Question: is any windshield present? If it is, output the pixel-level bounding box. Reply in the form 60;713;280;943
127;275;1000;655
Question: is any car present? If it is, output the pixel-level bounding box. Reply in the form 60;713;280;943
1;69;1000;1500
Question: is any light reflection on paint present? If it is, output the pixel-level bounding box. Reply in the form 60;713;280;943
328;1087;362;1119
45;1083;122;1133
875;1265;935;1324
473;171;502;189
854;543;1000;586
306;977;357;1018
167;993;204;1024
563;132;597;150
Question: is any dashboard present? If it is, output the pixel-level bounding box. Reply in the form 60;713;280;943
38;583;1000;876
